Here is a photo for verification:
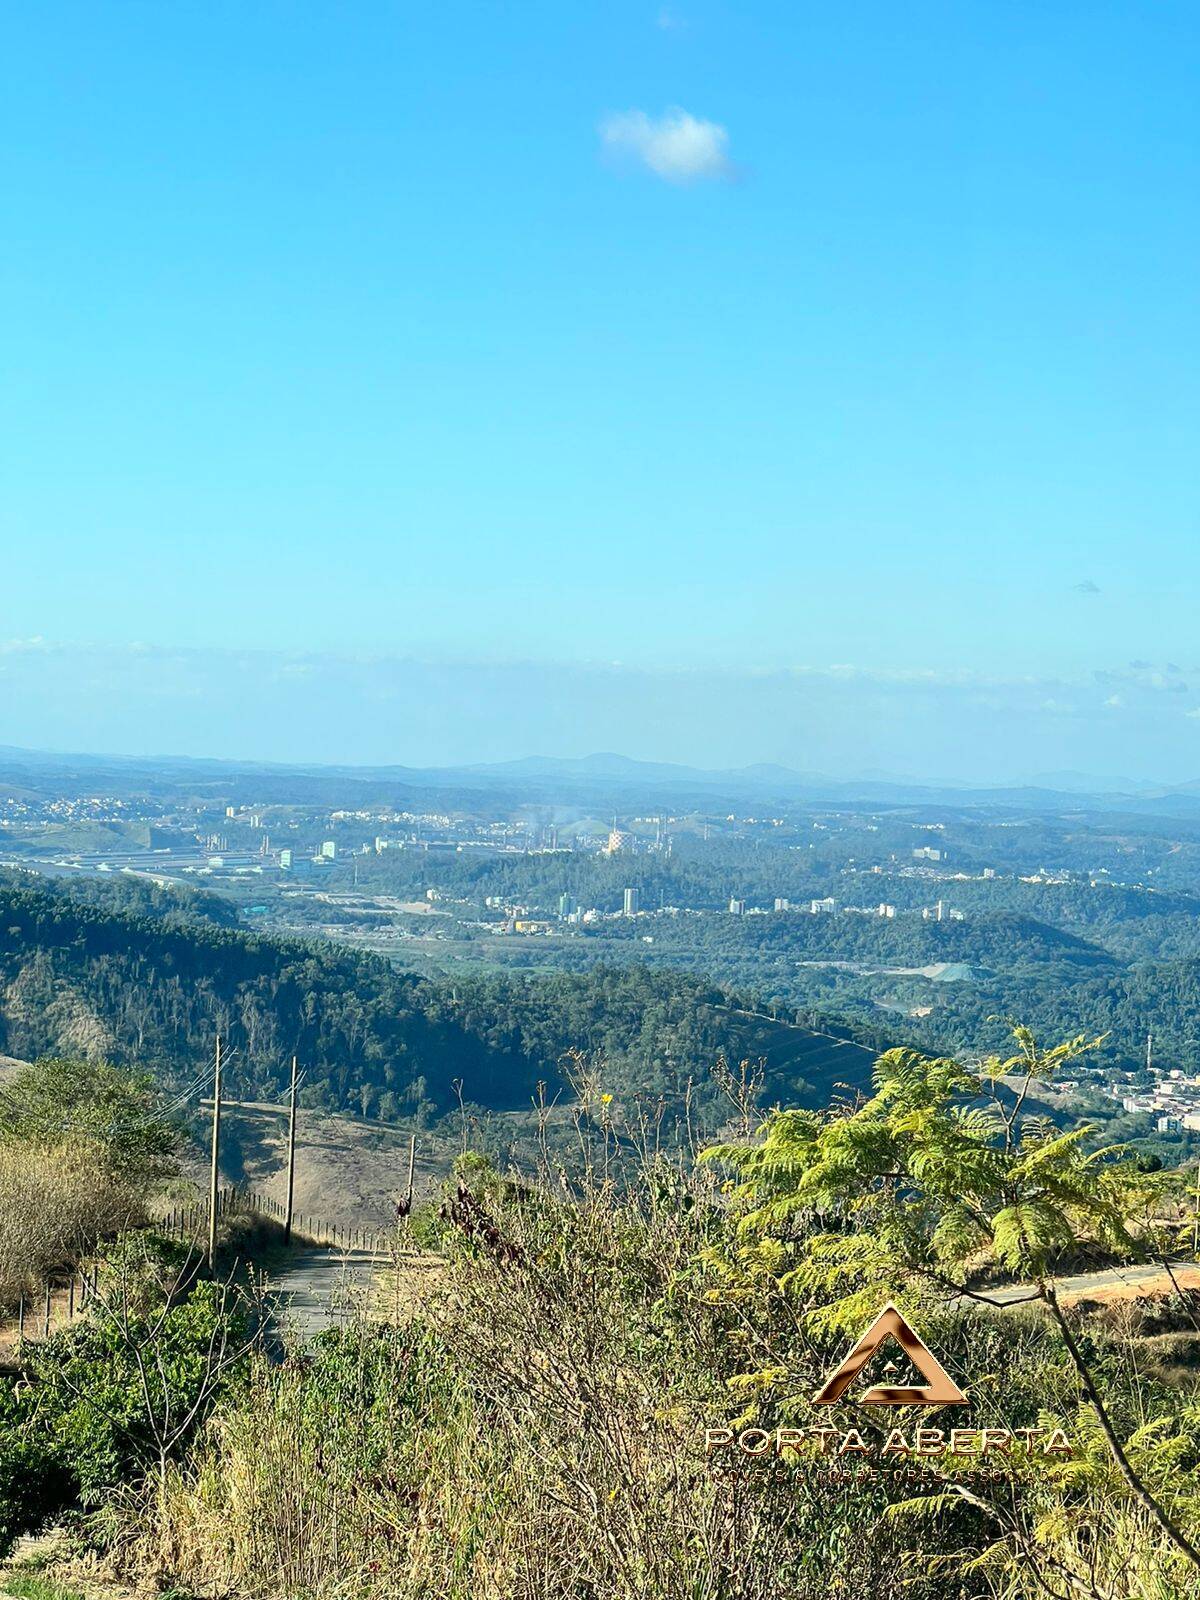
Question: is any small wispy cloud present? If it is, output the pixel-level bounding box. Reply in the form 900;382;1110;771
1072;579;1101;595
1096;664;1189;695
599;107;734;183
656;6;685;29
1185;708;1200;721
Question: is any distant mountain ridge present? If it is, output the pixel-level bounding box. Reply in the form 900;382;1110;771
2;742;1200;817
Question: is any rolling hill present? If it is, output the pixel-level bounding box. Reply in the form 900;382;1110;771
0;878;888;1131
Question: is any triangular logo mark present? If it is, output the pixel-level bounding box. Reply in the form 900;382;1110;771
812;1302;967;1406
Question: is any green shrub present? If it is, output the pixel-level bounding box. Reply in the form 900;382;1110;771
0;1235;255;1559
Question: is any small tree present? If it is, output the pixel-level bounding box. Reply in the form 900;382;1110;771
0;1235;261;1558
21;1235;261;1500
704;1027;1200;1573
0;1057;180;1187
0;1059;181;1305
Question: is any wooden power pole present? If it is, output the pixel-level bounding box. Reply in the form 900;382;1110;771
207;1035;223;1271
284;1055;299;1246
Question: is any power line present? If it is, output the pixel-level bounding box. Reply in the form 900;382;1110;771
0;1061;216;1136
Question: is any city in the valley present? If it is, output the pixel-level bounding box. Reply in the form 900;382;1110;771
5;746;1200;1159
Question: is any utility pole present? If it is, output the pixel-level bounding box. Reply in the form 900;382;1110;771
396;1132;417;1224
1147;1031;1154;1074
207;1035;223;1272
284;1055;299;1247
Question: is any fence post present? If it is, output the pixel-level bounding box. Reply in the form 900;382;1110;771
43;1284;52;1337
17;1294;24;1341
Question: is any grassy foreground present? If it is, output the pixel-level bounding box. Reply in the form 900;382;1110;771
4;1035;1200;1598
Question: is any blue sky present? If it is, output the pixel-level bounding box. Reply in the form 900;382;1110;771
2;2;1198;779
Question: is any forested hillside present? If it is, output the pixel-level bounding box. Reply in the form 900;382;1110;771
556;905;1117;970
8;860;1200;1143
0;880;880;1125
0;866;239;928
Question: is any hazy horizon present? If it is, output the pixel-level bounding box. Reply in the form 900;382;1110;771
4;3;1198;788
3;639;1200;790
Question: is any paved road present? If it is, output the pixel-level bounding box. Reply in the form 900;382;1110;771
263;1245;390;1339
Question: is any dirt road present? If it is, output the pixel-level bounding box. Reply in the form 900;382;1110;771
979;1258;1200;1308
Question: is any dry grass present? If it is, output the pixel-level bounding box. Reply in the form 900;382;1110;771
0;1141;149;1307
119;1155;916;1600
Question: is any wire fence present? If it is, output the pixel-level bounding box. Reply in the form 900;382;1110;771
4;1045;405;1355
6;1190;395;1353
13;1262;101;1345
153;1184;393;1255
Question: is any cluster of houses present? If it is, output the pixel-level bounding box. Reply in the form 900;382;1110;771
1108;1067;1200;1133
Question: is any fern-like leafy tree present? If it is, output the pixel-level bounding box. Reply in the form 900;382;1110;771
704;1027;1200;1573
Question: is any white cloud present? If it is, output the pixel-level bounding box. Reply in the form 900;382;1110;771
1096;664;1189;695
599;107;733;183
1185;708;1200;720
